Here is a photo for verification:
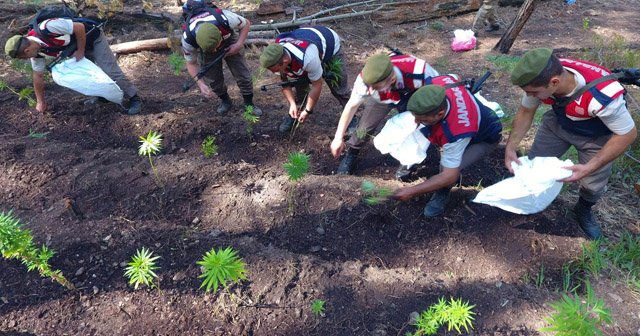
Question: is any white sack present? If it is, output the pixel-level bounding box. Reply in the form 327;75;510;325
474;92;504;118
473;156;574;214
373;112;430;166
51;58;124;104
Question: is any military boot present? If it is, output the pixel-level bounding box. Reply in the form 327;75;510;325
242;94;263;116
278;116;296;133
423;187;451;218
216;94;233;114
337;148;359;175
127;95;142;115
573;198;603;240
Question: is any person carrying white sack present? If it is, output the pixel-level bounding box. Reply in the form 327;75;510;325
4;13;141;115
506;48;637;240
392;80;502;218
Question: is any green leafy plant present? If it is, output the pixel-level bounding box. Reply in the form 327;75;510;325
582;17;591;30
430;21;445;31
575;240;606;278
168;52;186;76
355;127;369;140
28;128;49;139
535;263;545;288
410;297;476;335
138;131;163;185
0;211;73;289
197;247;247;293
539;282;612;335
605;232;640;290
283;152;310;213
323;57;343;88
0;80;36;107
242;105;260;137
202;135;218;158
124;247;160;290
561;262;580;294
361;180;392;205
311;299;326;316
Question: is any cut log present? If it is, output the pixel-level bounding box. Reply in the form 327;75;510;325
384;0;482;24
110;38;269;54
493;0;539;54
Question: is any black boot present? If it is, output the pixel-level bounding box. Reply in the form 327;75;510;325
127;95;142;115
217;93;233;114
242;94;263;116
423;187;451;218
278;116;296;133
574;197;603;240
485;23;500;32
337;148;359;175
395;164;414;181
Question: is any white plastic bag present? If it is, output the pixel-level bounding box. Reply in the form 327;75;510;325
51;58;124;104
473;156;574;214
474;92;504;118
373;112;430;165
451;29;476;52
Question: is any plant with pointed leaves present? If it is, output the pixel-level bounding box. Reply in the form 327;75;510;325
361;180;392;205
323;57;343;88
138;131;163;185
28;128;49;139
0;211;73;289
242;105;260;137
311;299;326;316
168;52;185;76
197;247;247;293
539;282;612;335
124;247;160;290
283;152;310;182
408;297;475;336
0;80;36;107
202;135;218;158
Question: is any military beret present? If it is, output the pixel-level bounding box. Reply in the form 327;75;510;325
4;35;23;58
511;48;553;87
362;53;393;85
259;44;284;68
407;85;446;115
195;23;222;53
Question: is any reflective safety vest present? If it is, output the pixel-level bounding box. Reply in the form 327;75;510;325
27;18;99;57
183;9;232;51
276;26;338;78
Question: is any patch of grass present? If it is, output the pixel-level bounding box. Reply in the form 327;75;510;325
575;240;606;279
197;247;247;293
430;21;445;31
581;33;640;69
486;54;521;74
535;263;545;288
539;282;612;335
605;232;640;290
432;56;449;73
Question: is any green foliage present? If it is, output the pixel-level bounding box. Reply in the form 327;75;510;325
202;135;218;158
323;57;343;88
583;33;640;69
138;131;163;185
605;232;640;290
535;263;545;288
582;17;590;30
168;52;185;76
575;240;606;278
0;211;72;289
311;299;326;316
124;247;160;290
283;152;310;182
355;127;369;140
361;180;392;205
561;262;580;294
432;56;449;73
242;105;260;136
0;80;36;107
28;128;49;139
411;297;476;335
197;247;247;293
430;21;445;31
486;54;521;74
539;282;612;335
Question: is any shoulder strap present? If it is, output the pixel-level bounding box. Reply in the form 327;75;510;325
555;72;622;107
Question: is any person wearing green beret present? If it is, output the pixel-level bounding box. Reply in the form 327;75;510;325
330;52;439;177
505;48;637;239
259;26;349;133
181;6;261;115
392;79;502;218
4;16;142;115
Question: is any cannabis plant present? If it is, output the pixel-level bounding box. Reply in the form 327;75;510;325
283;152;310;182
410;297;475;336
323;57;343;89
539;282;612;335
28;128;49;139
0;211;73;289
202;135;218;158
361;180;392;205
242;105;260;137
138;130;163;185
197;247;247;293
124;247;160;290
311;299;326;317
0;80;36;107
168;52;185;76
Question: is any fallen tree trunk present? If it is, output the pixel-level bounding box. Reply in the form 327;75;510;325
493;0;539;54
385;0;482;24
110;38;269;54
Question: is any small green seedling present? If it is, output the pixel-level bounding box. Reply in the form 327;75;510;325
197;247;247;293
283;152;310;213
539;282;612;335
202;135;218;158
0;80;36;107
311;299;326;317
28;128;49;139
323;58;343;88
410;297;475;336
361;180;392;205
138;131;163;185
168;52;185;75
242;105;260;137
0;211;73;289
582;17;591;30
124;247;160;290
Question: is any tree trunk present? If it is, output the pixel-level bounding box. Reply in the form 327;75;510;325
109;38;269;54
384;0;482;24
493;0;539;54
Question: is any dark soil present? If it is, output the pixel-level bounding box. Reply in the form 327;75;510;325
1;0;639;335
